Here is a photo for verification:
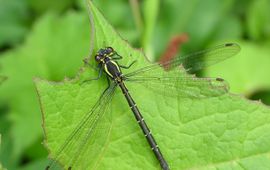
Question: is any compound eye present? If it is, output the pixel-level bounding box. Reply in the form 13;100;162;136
95;55;101;62
106;47;114;53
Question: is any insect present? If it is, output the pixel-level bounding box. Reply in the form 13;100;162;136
45;42;240;170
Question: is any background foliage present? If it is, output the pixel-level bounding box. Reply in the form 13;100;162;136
0;0;270;169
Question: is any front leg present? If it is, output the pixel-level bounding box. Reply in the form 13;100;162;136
119;60;137;69
111;52;123;60
80;65;103;85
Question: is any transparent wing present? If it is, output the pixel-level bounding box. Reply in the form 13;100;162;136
46;83;117;170
125;67;229;98
124;43;239;98
125;43;240;77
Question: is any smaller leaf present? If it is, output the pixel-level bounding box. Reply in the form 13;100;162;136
142;0;160;59
246;0;270;40
0;10;92;164
212;15;243;40
205;41;270;94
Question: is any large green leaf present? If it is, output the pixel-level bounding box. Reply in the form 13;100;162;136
35;1;270;170
0;10;91;166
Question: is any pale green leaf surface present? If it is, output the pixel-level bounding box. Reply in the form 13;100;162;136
36;1;270;170
205;41;270;95
0;11;91;159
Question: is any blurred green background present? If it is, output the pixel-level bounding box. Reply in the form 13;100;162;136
0;0;270;169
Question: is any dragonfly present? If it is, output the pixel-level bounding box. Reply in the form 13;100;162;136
44;1;240;170
45;42;240;170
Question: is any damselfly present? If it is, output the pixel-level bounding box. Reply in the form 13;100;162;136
46;42;240;170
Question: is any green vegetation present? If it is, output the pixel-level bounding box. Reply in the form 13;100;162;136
0;0;270;170
0;77;7;84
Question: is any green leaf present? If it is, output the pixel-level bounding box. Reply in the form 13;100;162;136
211;15;242;41
82;0;138;45
246;0;270;41
27;0;74;15
0;11;91;162
36;1;270;170
205;41;270;95
0;0;29;47
152;0;237;58
142;0;160;60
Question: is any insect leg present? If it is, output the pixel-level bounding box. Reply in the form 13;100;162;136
119;60;137;69
111;52;123;60
80;66;103;85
